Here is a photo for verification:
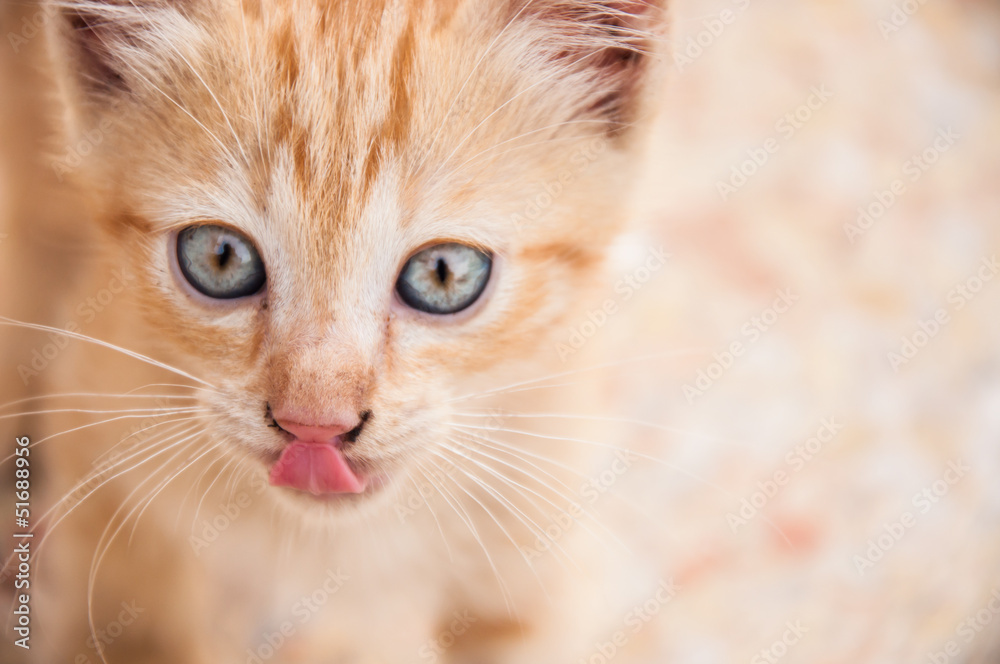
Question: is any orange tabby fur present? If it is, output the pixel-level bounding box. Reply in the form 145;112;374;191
4;1;671;662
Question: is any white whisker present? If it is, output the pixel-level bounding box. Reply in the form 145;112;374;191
453;410;755;448
445;348;707;404
0;317;216;388
445;433;628;555
453;422;795;548
419;455;517;616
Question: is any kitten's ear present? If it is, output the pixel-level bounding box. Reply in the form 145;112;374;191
514;0;668;128
49;0;185;97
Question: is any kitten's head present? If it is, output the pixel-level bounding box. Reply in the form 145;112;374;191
48;0;667;512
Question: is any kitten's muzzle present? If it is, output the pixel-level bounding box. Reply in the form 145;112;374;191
265;407;373;495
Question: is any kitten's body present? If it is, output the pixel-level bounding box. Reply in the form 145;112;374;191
3;1;670;662
34;258;643;663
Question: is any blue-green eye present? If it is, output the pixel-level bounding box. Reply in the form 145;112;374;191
396;243;492;315
176;224;266;299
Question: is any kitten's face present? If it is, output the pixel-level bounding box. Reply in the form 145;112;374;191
53;0;663;512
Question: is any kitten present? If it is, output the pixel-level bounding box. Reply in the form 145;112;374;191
3;1;670;662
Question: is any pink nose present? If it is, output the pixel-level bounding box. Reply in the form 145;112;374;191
273;416;359;444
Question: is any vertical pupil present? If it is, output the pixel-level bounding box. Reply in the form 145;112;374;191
435;258;449;285
216;241;234;270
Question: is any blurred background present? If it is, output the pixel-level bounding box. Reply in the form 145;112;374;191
2;0;1000;662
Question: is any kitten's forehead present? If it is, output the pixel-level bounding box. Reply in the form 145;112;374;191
225;0;498;238
249;3;443;181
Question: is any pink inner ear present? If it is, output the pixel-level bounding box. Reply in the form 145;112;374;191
63;5;141;93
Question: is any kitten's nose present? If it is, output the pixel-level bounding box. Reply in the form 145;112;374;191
272;410;362;444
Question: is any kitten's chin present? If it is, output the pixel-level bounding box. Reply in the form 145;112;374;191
268;473;402;525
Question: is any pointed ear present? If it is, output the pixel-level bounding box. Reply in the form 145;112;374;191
49;0;187;97
516;0;669;129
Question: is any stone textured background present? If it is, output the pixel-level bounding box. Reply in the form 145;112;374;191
591;0;1000;660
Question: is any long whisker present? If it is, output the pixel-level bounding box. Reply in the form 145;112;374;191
124;0;251;165
87;437;220;664
0;409;206;467
445;433;628;555
441;438;596;570
453;423;795;549
429;449;557;602
224;456;251;500
0;406;200;422
173;448;226;532
451;432;628;549
0;391;203;412
131;444;229;546
21;422;207;562
453;410;755;449
454;427;661;534
2;424;210;635
187;452;240;540
454;421;720;492
0;317;216;388
87;411;208;469
447;432;583;507
407;460;455;563
122;382;222;396
445;348;707;404
0;420;203;582
418;455;516;616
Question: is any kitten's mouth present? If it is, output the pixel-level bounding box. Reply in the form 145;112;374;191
267;442;368;496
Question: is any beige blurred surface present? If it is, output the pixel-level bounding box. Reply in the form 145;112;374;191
585;0;1000;661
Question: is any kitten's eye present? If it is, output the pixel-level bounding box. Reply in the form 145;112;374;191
396;243;492;315
176;224;266;299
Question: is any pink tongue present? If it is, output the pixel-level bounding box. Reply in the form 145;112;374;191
269;442;366;495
